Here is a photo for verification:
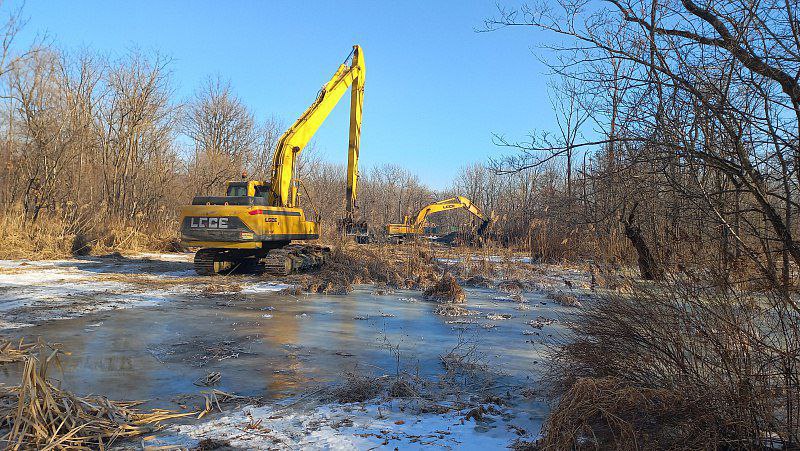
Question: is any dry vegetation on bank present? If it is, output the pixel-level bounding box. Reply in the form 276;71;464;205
0;345;195;449
283;243;441;294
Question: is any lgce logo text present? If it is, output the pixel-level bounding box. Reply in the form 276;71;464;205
189;217;229;229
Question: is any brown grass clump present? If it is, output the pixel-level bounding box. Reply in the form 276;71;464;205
332;373;384;403
462;275;493;288
433;304;474;316
497;280;526;295
424;273;466;304
540;377;716;450
278;286;304;296
0;349;194;449
202;282;242;294
548;291;582;308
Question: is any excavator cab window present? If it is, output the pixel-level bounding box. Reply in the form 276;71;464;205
254;184;271;199
226;183;248;197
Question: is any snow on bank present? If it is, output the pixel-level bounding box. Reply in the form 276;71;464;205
0;280;178;329
0;253;198;330
241;281;293;294
0;253;304;330
149;400;537;450
134;252;193;262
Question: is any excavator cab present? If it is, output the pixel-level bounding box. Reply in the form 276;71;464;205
225;181;271;200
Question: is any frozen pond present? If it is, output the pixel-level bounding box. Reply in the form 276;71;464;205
0;253;579;448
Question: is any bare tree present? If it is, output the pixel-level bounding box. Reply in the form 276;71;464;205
183;76;256;195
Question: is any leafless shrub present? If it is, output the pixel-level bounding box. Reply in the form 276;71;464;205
540;277;800;448
439;332;488;375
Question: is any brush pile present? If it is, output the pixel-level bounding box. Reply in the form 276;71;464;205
286;244;439;294
0;348;193;449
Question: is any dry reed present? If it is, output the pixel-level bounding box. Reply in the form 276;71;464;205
0;339;38;365
0;348;194;450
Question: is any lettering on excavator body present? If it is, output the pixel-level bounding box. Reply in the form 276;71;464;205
189;217;229;229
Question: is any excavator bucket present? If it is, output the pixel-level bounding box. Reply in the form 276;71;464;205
338;217;370;244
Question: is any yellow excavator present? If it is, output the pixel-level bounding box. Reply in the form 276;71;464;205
179;45;365;275
386;196;494;241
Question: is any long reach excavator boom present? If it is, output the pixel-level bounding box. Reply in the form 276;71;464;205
271;45;364;220
386;196;494;238
179;45;365;275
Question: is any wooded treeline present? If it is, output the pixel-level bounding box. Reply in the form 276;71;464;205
0;8;446;251
7;0;797;291
0;5;586;257
484;0;800;289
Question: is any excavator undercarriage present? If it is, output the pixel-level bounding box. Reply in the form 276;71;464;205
193;244;330;276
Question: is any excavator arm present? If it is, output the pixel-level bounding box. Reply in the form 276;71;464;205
412;196;486;229
270;45;365;217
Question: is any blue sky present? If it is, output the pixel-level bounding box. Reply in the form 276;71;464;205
9;1;554;189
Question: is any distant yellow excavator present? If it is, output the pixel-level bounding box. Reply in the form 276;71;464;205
179;45;365;275
386;196;495;241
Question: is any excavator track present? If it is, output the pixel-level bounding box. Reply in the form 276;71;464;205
194;249;222;276
262;244;330;276
193;249;258;275
194;245;329;276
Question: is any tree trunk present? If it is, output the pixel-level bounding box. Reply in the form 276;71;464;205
621;205;663;280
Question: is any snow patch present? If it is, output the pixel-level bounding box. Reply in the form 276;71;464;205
150;400;534;450
241;282;293;294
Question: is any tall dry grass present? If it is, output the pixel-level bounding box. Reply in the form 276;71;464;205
0;206;182;260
